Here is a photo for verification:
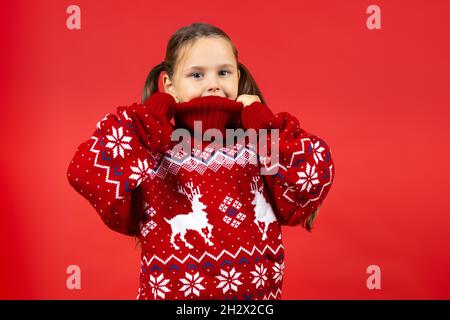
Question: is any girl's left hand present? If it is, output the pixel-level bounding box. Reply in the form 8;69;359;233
236;94;261;108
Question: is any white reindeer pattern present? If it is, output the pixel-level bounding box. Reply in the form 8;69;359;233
164;182;214;250
250;176;277;240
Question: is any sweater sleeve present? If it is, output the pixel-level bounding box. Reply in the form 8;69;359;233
241;101;335;232
67;92;176;236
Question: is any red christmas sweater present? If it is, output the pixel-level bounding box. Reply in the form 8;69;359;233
67;92;335;300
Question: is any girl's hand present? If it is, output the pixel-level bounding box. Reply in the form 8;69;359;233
236;94;261;108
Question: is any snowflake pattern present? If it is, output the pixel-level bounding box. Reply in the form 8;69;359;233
144;203;157;217
311;140;325;164
216;268;242;294
105;126;132;158
250;263;268;289
129;159;150;186
141;220;157;237
219;196;246;228
272;261;285;283
179;272;206;297
149;274;171;299
140;202;158;237
296;163;320;192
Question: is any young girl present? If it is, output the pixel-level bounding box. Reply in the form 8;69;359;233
67;22;334;300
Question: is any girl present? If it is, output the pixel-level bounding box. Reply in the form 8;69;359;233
67;22;334;300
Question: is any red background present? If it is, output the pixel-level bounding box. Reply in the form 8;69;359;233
1;0;449;299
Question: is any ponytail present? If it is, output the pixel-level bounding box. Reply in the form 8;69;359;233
141;62;167;104
238;62;266;105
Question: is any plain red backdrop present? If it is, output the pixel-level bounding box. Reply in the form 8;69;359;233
1;0;449;299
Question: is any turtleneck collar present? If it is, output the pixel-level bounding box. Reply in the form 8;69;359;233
174;96;244;136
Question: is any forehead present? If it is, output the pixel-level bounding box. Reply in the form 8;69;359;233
176;37;237;71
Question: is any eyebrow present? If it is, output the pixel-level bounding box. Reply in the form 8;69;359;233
184;64;235;71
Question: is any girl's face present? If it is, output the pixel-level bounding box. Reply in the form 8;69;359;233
162;37;240;103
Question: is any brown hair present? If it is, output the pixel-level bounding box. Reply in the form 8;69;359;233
141;22;266;105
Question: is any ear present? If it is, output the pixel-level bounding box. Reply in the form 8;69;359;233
161;72;179;102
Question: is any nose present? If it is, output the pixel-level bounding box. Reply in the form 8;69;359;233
207;76;221;95
208;85;220;95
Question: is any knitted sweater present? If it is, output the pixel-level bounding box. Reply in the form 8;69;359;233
67;92;335;300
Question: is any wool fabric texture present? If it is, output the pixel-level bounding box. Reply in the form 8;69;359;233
67;92;335;300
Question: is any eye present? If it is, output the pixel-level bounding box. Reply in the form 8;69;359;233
219;70;231;76
190;72;203;79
